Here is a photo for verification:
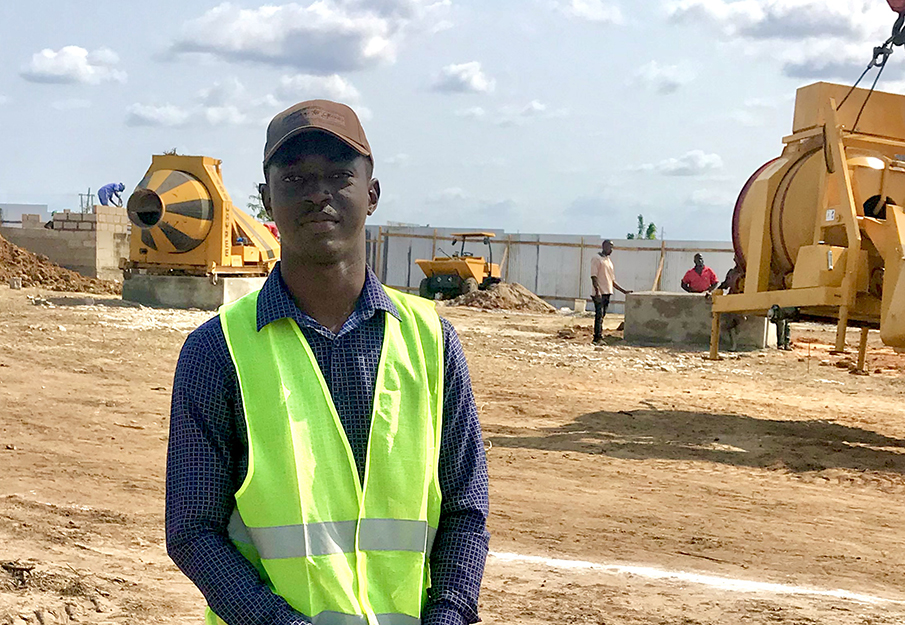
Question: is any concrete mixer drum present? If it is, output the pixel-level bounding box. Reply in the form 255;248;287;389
127;170;214;253
121;153;279;279
712;82;905;353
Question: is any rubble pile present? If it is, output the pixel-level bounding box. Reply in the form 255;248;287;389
0;233;121;295
449;282;556;313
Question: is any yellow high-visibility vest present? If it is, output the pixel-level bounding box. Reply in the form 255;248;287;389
209;286;444;625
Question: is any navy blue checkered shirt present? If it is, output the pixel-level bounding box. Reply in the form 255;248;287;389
166;264;489;625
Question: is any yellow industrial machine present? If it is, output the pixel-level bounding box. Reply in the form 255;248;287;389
416;232;502;299
711;82;905;359
122;154;279;280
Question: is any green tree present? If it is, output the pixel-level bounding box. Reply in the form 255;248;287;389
248;184;268;221
626;214;657;240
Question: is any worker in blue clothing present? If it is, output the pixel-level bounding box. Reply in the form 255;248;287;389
166;100;489;625
97;182;125;207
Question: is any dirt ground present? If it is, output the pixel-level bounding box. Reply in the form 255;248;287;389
1;285;904;624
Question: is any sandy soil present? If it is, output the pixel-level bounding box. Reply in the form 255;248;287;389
1;285;904;624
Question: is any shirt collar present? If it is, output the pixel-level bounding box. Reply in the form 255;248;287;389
256;262;400;333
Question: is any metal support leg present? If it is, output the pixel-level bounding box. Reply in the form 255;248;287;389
708;312;722;360
833;306;849;353
856;327;870;373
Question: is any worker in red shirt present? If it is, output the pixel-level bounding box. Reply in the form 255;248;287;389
681;254;719;293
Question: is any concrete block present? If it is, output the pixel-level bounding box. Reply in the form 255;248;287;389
625;291;769;350
83;214;97;223
69;213;83;222
77;222;93;230
61;221;77;230
122;275;266;310
21;215;43;229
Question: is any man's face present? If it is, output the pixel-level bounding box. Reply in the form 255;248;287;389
262;134;378;265
694;255;704;268
602;241;613;255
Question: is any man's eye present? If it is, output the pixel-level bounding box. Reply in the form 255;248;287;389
331;172;352;180
282;175;304;183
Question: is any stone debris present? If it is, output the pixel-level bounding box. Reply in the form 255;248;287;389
0;233;120;295
448;282;556;313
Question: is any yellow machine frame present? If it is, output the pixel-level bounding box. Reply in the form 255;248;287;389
711;83;905;358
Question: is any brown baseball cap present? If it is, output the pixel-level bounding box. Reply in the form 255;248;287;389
263;99;371;168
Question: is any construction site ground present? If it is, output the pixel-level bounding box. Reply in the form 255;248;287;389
1;286;904;624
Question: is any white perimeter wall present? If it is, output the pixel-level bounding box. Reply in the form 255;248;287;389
365;225;736;313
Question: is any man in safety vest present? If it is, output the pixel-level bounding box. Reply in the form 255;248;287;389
166;100;490;625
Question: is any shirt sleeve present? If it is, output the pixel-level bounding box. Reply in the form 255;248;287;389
425;318;490;625
165;317;311;625
707;268;718;286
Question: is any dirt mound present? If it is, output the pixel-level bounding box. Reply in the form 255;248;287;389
449;282;556;313
0;233;120;295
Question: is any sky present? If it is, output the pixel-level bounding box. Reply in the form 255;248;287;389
1;0;904;241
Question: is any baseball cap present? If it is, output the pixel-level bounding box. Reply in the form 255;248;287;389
263;99;371;167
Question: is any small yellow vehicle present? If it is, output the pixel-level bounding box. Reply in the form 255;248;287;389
415;232;502;299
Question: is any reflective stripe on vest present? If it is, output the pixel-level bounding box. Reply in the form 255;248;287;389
228;509;439;559
210;286;444;625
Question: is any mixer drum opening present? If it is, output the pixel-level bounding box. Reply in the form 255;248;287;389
127;189;164;228
127;169;215;254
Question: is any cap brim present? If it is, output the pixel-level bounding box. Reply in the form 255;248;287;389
263;126;370;167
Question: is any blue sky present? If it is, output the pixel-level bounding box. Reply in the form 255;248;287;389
1;0;902;240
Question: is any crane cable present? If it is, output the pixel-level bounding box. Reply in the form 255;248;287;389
837;12;905;131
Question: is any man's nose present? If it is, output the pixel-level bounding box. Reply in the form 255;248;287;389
304;179;333;206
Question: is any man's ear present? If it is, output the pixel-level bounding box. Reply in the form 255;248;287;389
367;178;380;216
260;182;273;220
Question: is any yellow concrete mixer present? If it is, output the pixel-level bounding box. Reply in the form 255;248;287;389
711;82;905;359
122;153;279;280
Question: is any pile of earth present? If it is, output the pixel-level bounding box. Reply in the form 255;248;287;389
449;282;556;313
0;233;121;295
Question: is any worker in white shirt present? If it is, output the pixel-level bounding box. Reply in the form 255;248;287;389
590;239;632;345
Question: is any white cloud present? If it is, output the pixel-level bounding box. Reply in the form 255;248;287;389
51;98;91;111
170;1;448;73
640;150;724;176
690;187;737;206
496;100;569;126
21;46;126;85
456;106;486;118
427;187;470;203
432;61;495;93
456;101;568;126
384;153;411;165
666;0;894;79
0;96;8;105
127;75;368;128
558;0;623;24
204;105;247;125
431;19;454;33
634;60;695;94
126;103;192;127
276;74;362;102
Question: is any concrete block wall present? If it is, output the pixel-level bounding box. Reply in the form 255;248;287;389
94;205;132;234
52;206;131;235
624;291;770;350
21;214;44;229
0;227;98;277
0;205;131;281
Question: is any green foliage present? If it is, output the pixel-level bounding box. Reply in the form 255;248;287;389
626;214;657;240
248;184;268;221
